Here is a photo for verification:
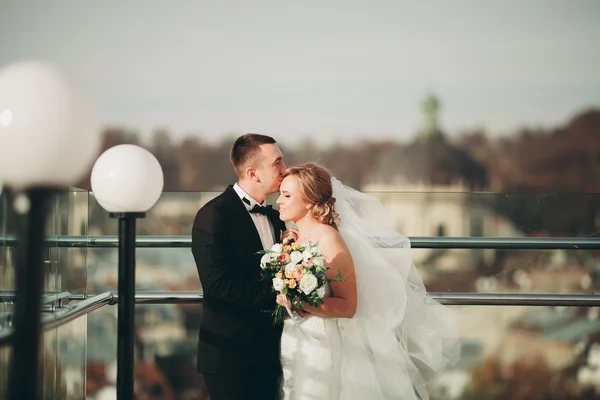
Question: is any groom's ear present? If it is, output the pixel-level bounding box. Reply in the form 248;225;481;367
245;167;259;182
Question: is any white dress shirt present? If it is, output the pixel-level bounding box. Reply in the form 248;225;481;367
233;183;276;250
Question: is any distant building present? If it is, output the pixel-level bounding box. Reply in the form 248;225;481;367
368;93;486;191
363;93;520;274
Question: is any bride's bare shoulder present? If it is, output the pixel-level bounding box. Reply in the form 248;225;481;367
315;226;353;272
314;225;347;250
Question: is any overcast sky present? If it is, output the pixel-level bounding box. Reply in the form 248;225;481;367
1;0;599;146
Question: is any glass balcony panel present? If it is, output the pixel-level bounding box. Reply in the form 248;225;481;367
438;305;600;400
0;189;16;394
57;316;87;400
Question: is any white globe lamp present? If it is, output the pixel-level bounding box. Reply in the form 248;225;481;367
91;144;164;213
90;144;163;399
0;61;100;189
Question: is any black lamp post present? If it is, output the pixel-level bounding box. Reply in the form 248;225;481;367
90;144;164;399
113;211;144;398
7;189;55;400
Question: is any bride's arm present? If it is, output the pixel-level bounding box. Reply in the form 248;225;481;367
302;233;357;319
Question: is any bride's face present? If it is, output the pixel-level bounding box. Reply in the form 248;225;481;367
277;176;309;222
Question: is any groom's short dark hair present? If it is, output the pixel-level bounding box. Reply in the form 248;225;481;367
230;133;277;177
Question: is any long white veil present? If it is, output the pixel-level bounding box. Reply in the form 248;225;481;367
332;178;460;399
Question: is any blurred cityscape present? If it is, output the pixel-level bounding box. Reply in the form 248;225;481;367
2;95;599;399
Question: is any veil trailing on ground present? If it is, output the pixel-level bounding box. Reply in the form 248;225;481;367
331;178;460;399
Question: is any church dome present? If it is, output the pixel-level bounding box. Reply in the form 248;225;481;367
370;93;487;189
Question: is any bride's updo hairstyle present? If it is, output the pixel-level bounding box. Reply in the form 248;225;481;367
282;163;339;230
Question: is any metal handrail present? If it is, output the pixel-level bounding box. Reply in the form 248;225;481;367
429;292;599;306
1;290;71;306
1;291;72;325
109;291;203;304
1;289;598;348
0;292;114;347
71;291;600;307
0;234;599;249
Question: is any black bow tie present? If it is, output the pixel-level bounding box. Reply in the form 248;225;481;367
249;204;273;216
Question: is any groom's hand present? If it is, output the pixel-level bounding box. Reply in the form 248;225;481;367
281;228;299;243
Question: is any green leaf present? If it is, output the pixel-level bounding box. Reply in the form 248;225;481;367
308;297;323;307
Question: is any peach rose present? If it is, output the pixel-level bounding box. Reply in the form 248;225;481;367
279;253;291;262
302;260;314;268
293;268;304;281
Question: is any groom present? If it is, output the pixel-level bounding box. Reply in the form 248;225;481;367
191;133;288;400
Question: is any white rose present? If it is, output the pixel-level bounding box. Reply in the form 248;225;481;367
302;250;313;262
272;277;285;291
260;253;273;269
285;262;298;273
311;256;324;267
290;251;304;264
271;243;283;253
299;274;318;295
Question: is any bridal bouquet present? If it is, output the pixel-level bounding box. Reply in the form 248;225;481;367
258;237;344;324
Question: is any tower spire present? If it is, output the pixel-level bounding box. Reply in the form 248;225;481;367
419;92;443;139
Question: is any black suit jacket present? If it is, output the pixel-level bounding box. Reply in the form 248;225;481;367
191;185;286;373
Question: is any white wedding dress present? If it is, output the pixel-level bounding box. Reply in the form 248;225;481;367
280;285;342;399
280;178;460;400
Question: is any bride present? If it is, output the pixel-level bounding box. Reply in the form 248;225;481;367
275;163;460;400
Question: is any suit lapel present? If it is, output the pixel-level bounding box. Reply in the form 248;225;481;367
223;186;264;253
266;208;283;244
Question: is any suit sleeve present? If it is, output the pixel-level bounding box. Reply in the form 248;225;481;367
192;207;275;310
